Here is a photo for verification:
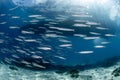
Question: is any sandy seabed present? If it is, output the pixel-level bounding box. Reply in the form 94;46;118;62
0;61;120;80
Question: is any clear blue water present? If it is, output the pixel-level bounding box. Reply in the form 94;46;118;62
0;0;120;69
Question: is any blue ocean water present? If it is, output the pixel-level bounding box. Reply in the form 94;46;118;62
0;0;120;69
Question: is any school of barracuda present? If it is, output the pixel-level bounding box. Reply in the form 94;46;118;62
0;0;117;69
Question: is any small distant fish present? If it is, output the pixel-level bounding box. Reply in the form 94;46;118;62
0;40;4;43
4;58;12;64
74;34;86;37
0;22;7;24
59;39;71;43
0;32;4;35
37;47;51;50
45;19;53;21
58;15;68;18
12;55;20;59
59;44;72;47
54;55;66;60
86;21;100;25
90;32;101;35
94;45;105;48
28;15;42;18
15;38;23;42
96;27;108;30
20;61;31;65
32;62;46;69
45;34;59;38
31;55;42;59
11;16;20;19
0;14;6;16
16;49;26;54
101;42;110;44
24;39;37;42
78;51;94;54
9;6;19;11
29;19;39;23
18;36;26;40
55;17;67;20
72;14;92;17
49;22;58;24
9;26;20;29
74;20;86;23
57;27;74;31
73;23;89;27
21;30;34;34
84;37;99;40
49;27;74;31
105;34;116;37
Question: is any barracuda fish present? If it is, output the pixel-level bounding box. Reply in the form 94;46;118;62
20;19;115;38
14;10;116;69
0;17;116;70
